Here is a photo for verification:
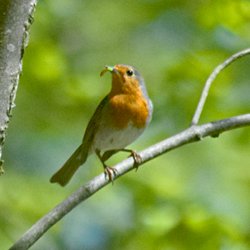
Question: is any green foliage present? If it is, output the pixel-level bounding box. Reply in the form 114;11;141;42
1;0;250;249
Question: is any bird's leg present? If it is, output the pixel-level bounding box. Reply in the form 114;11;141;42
95;149;118;182
119;149;142;171
101;149;119;162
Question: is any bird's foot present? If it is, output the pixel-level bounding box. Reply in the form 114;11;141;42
104;166;118;183
130;150;142;171
121;149;142;171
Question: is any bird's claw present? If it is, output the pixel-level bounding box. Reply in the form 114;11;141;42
104;166;118;183
130;151;142;171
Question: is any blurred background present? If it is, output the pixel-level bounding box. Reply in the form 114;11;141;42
1;0;250;249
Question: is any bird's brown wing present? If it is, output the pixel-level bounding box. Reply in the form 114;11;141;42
81;95;109;151
50;96;109;186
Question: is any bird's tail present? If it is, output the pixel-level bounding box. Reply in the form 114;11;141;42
50;144;88;186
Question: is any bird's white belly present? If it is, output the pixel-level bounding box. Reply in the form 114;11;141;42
92;123;145;152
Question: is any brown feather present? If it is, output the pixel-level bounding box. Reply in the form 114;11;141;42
50;144;87;186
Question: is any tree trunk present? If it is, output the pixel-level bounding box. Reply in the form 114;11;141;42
0;0;37;173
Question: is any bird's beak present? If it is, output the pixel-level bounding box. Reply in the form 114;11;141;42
100;65;118;77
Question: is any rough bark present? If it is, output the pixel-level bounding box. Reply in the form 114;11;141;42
0;0;37;172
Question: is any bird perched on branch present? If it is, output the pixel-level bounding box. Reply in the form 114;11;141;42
50;64;153;186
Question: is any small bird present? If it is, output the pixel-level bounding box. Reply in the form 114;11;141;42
50;64;153;186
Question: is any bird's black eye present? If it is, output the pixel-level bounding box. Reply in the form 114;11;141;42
126;69;134;76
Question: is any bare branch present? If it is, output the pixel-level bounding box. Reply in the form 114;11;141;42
9;113;250;250
191;48;250;125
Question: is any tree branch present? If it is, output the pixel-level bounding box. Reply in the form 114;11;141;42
0;0;37;173
191;48;250;125
9;113;250;250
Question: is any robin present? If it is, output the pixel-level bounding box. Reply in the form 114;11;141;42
50;64;153;186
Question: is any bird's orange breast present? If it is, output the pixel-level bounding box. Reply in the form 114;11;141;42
108;89;149;129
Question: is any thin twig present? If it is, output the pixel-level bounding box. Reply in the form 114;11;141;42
191;48;250;125
9;113;250;250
